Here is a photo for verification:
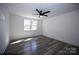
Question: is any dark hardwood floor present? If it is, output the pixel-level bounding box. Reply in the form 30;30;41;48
4;36;79;55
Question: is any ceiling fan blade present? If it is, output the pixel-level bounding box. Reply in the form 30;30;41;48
36;9;40;13
43;15;48;17
43;11;50;14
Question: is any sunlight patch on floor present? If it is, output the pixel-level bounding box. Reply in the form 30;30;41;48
24;38;32;42
11;40;23;44
10;38;33;45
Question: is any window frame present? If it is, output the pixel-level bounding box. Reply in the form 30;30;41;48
24;19;38;31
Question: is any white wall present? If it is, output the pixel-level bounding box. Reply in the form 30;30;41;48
43;10;79;47
10;13;42;40
0;9;9;54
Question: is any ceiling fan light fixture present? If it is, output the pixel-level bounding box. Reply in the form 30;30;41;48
40;16;43;17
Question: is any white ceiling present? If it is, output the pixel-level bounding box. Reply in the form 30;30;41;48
0;3;79;19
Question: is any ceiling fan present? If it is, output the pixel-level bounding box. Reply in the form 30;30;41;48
35;9;51;17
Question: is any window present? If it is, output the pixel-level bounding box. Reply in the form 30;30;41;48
31;20;37;30
24;19;38;31
24;20;31;30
